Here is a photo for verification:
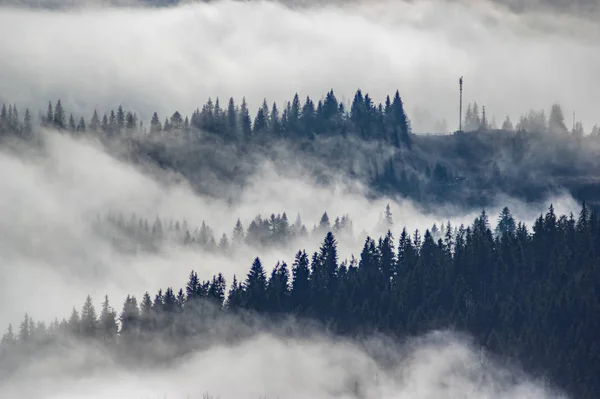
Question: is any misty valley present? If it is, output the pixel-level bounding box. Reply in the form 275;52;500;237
1;0;600;398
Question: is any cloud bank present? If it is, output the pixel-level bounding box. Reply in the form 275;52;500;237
0;131;579;331
0;327;568;399
0;0;598;133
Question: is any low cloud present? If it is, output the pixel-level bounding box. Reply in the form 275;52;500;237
0;0;598;132
0;131;579;330
0;326;568;399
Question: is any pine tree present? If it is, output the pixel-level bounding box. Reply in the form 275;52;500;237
319;232;339;282
76;116;86;132
99;295;118;342
549;103;568;135
291;250;311;312
126;112;136;131
239;97;252;140
139;292;153;333
68;113;76;132
150;112;162;134
232;219;245;247
495;207;516;238
90;110;100;132
267;262;290;313
319;212;331;234
218;233;229;253
270;102;281;136
44;101;53;127
501;116;514;131
68;307;80;336
19;314;30;342
392;90;411;148
53;99;65;129
119;295;139;337
80;295;98;338
226;97;237;140
208;273;227;306
116;105;125;132
170;111;184;130
244;257;267;311
2;324;16;346
226;275;243;310
253;106;268;135
23;109;32;136
186;271;200;301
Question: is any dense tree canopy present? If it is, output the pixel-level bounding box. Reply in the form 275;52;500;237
2;204;600;399
2;90;599;213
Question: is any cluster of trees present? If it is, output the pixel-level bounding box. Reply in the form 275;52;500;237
3;203;600;398
464;101;600;138
462;101;600;138
0;103;34;139
91;209;354;253
3;94;600;212
187;90;412;147
0;89;412;149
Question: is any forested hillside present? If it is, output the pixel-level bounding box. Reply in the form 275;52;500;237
2;89;600;211
2;204;599;399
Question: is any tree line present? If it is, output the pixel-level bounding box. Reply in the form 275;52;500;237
91;209;354;253
460;101;600;137
2;203;599;399
0;89;413;148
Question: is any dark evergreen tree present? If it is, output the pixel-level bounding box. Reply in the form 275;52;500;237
80;295;97;338
291;250;311;312
53;100;65;129
243;257;267;311
150;112;162;134
76;116;86;133
89;110;100;132
99;295;118;342
239;97;252;140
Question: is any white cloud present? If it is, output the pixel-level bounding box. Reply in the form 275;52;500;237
0;0;598;132
0;328;568;399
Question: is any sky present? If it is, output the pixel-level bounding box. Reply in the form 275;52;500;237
0;0;598;132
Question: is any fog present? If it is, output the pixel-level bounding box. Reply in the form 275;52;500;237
0;0;599;132
0;326;567;399
0;1;591;397
0;131;579;332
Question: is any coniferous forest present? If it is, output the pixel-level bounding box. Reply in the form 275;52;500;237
2;203;600;399
1;89;600;399
2;90;600;211
3;0;600;396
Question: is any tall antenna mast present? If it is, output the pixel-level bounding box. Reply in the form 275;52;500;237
459;76;463;132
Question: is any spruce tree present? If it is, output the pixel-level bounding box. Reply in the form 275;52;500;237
44;101;53;127
90;110;100;132
291;250;311;312
239;97;252;140
99;295;118;342
80;295;98;338
244;257;267;311
232;219;245;247
150;112;162;133
76;116;86;132
53;100;65;129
